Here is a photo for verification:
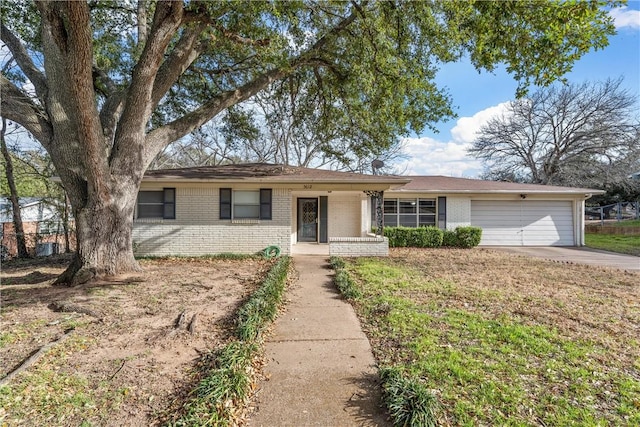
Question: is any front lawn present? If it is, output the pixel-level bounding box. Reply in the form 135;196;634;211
344;248;640;426
0;255;282;426
585;233;640;256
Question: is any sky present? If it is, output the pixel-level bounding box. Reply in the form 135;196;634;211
396;3;640;178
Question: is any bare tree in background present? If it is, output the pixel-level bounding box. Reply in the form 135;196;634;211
153;77;410;173
149;119;239;169
470;78;640;191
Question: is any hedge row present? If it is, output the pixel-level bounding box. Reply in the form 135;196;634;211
330;256;362;300
384;226;482;248
169;256;291;426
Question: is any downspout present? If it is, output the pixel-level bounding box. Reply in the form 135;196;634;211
577;197;587;246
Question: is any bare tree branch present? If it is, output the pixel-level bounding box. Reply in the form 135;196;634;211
470;78;639;187
0;75;53;144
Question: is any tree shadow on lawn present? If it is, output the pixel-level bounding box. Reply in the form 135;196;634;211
1;271;60;286
0;271;144;313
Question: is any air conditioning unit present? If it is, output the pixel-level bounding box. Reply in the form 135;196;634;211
36;242;58;257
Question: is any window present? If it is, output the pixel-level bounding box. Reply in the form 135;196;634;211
220;188;272;220
38;220;62;235
419;199;436;227
383;199;398;227
137;188;175;219
382;198;436;227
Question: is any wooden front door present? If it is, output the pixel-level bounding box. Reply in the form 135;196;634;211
297;198;318;242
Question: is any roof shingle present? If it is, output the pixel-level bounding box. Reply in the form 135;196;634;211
143;163;603;194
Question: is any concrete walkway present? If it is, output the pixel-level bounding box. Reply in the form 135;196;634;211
493;246;640;271
248;256;389;427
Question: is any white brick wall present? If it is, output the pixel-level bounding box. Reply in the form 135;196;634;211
328;193;363;237
329;236;389;257
446;197;471;230
133;187;292;256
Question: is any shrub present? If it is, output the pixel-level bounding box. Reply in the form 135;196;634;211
442;229;458;247
416;226;443;248
455;226;482;248
334;269;362;300
385;227;443;248
385;227;408;247
329;256;345;270
380;367;439;427
236;256;290;341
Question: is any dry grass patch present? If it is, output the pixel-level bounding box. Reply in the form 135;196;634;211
346;248;640;425
0;255;274;426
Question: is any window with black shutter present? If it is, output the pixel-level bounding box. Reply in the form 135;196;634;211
220;188;272;220
137;188;176;219
220;188;232;219
260;189;272;220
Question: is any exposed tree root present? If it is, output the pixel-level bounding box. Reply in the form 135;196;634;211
187;313;198;334
0;329;74;386
49;301;103;320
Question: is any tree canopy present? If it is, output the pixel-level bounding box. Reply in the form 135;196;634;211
0;0;621;283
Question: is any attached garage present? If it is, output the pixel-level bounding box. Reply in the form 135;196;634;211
385;175;604;248
471;200;574;246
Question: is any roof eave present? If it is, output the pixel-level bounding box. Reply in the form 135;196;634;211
141;177;412;185
388;189;605;195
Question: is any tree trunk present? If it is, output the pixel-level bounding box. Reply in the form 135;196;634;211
54;184;141;286
0;117;29;258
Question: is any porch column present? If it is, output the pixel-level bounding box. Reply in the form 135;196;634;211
365;190;384;236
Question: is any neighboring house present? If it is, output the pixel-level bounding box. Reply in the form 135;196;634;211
134;163;603;257
0;197;57;224
0;197;70;257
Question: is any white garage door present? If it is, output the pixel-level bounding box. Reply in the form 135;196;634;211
471;200;574;246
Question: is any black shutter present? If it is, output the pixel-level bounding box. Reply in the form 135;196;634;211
260;189;272;220
319;196;328;243
437;196;446;229
220;188;232;219
163;188;176;219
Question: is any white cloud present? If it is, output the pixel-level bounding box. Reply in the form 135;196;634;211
450;101;511;143
397;137;483;176
395;102;511;177
610;6;640;29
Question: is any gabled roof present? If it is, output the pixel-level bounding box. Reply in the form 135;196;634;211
144;163;410;186
389;175;604;195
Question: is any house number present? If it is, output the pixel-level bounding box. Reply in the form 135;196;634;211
303;184;312;189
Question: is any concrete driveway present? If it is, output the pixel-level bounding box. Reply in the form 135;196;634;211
492;247;640;271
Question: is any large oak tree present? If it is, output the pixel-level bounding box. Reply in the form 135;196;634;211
0;0;618;284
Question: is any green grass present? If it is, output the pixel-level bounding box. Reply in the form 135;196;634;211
585;233;640;256
0;334;122;425
344;257;640;426
609;219;640;227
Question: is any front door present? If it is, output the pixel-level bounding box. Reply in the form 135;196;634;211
297;198;318;242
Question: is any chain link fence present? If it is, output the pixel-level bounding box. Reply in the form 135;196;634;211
585;201;639;224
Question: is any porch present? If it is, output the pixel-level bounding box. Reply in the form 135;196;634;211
291;236;389;257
